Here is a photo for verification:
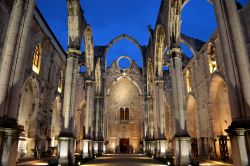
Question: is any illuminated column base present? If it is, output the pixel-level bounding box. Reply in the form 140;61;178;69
82;139;93;158
0;128;19;166
93;141;103;155
174;137;191;166
149;141;155;155
103;143;107;154
159;140;167;158
155;140;160;158
228;128;248;166
144;141;151;153
58;137;75;165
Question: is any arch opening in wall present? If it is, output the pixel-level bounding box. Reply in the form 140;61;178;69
186;94;197;138
210;75;232;160
105;34;143;68
17;78;39;158
154;24;166;78
32;44;42;74
181;0;216;42
105;77;142;153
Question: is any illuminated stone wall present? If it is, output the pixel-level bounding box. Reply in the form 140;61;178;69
105;60;143;153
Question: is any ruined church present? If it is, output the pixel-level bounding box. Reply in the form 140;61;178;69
0;0;250;165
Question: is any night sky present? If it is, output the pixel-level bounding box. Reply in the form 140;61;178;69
36;0;248;67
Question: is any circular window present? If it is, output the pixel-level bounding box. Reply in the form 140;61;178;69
117;56;132;70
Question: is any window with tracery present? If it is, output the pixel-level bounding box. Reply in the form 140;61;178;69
57;71;63;93
32;44;41;74
186;69;192;93
208;44;217;74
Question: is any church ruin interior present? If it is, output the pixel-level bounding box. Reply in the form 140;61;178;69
0;0;250;165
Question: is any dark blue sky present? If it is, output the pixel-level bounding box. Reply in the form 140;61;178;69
36;0;248;67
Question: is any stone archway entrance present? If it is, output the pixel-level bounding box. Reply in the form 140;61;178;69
119;138;130;153
17;78;39;158
106;77;142;154
210;75;232;161
186;94;198;159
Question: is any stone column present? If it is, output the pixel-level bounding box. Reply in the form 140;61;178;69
144;96;151;153
0;1;35;165
94;96;102;154
155;80;166;157
170;48;190;165
212;0;250;164
83;80;94;158
146;96;155;154
58;54;78;165
1;129;19;166
227;128;248;166
0;0;24;118
212;0;250;119
7;0;35;124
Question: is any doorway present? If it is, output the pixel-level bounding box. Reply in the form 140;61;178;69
119;138;129;153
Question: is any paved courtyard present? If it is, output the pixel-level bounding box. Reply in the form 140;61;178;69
83;154;165;166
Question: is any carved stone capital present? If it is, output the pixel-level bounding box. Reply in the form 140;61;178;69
67;48;81;57
85;80;94;86
155;79;164;84
168;48;183;58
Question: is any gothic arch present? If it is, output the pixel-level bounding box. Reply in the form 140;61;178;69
180;38;198;56
209;75;232;136
17;77;40;157
83;25;94;75
154;24;166;77
105;34;143;57
95;58;102;94
106;76;143;96
186;93;197;138
146;58;154;96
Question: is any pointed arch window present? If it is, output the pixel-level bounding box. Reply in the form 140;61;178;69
208;44;217;73
120;108;125;120
186;69;192;93
125;108;129;120
57;71;63;93
32;44;42;74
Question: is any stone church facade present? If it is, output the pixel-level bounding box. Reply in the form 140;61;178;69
0;0;250;165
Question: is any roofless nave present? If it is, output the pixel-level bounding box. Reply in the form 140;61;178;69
0;0;250;165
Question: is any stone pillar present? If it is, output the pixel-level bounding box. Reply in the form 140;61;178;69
170;48;191;165
95;96;101;140
227;128;249;166
83;80;94;158
58;137;75;165
58;54;78;165
146;96;155;154
212;0;250;119
94;96;102;154
0;1;35;165
0;0;24;118
7;0;35;124
0;129;19;166
155;80;166;158
212;0;250;164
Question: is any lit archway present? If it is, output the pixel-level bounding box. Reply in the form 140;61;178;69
17;77;39;158
210;75;232;136
186;94;197;138
104;34;143;68
105;77;142;153
210;75;232;160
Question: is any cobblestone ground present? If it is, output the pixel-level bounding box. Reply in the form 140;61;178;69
83;154;165;166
